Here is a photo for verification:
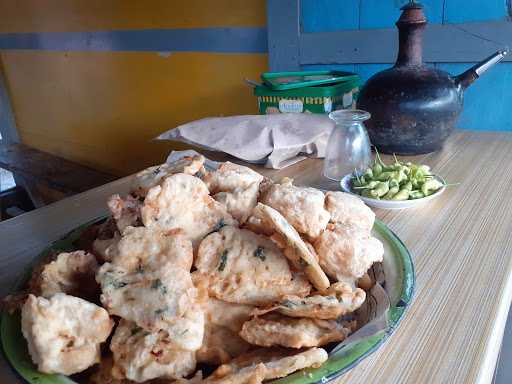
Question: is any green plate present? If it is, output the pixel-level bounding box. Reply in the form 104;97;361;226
1;219;414;384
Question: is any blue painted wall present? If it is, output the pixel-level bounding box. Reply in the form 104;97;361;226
301;0;512;131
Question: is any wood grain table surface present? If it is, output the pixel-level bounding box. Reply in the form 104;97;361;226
1;130;512;383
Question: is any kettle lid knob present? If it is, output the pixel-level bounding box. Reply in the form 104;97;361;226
398;1;426;25
400;1;424;10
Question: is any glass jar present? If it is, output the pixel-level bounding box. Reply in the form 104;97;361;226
323;109;372;181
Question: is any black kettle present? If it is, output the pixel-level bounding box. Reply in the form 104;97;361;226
357;1;507;155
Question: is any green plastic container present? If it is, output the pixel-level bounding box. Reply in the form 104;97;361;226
254;72;360;114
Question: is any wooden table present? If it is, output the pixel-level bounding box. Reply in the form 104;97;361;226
1;130;512;383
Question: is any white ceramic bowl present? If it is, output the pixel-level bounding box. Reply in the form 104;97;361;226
340;173;446;210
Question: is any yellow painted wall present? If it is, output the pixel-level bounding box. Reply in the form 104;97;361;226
0;1;267;175
0;0;266;32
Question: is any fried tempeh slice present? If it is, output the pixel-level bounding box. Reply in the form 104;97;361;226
324;191;375;233
239;313;351;348
132;155;206;197
253;282;366;320
247;203;330;291
141;173;237;247
21;293;113;375
110;319;197;383
314;223;384;282
194;226;311;306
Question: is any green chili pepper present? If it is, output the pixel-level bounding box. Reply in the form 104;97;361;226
382;186;399;200
421;179;444;196
391;189;410;201
389;179;400;188
353;180;379;190
377;171;394;181
409;190;425;199
373;181;389;197
372;162;383;177
352;178;363;188
361;189;378;199
418;165;431;174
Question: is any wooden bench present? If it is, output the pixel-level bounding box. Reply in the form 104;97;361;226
0;142;117;206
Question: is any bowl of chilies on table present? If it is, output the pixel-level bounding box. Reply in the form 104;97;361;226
340;153;448;209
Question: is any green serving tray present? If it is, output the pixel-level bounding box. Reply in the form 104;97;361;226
1;218;414;384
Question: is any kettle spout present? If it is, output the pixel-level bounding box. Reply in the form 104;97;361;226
454;49;508;89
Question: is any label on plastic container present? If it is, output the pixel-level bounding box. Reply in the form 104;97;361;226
343;91;353;108
324;98;333;113
279;99;303;113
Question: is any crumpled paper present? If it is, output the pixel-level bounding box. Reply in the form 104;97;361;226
156;114;335;169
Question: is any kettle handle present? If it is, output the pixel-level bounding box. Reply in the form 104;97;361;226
454;49;508;89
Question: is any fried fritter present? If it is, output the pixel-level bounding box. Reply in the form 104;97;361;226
97;263;204;350
239;314;351;348
253;282;366;320
110;319;197;383
205;363;266;384
33;251;99;300
205;162;263;192
194;226;311;306
325;191;375;233
93;233;121;263
205;298;254;332
314;223;384;281
247;203;330;291
197;323;252;365
141;173;237;247
197;298;254;364
214;347;328;380
88;355;136;384
108;194;142;232
204;162;264;223
260;179;330;239
132;155;206;197
21;293;113;375
90;219;120;262
107;226;193;272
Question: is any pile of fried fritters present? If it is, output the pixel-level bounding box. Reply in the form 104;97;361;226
16;155;385;383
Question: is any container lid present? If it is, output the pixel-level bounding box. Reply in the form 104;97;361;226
261;70;359;91
253;75;360;98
